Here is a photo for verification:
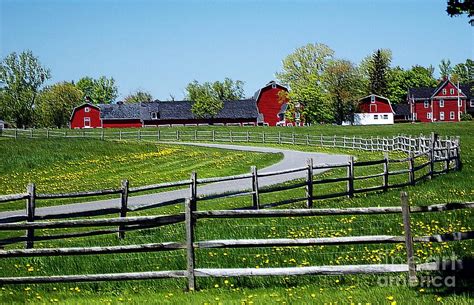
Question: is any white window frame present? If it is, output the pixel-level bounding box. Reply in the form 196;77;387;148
424;100;429;108
440;112;444;121
470;99;474;107
151;112;157;120
439;99;444;108
271;83;276;89
85;107;90;113
373;114;378;120
383;114;388;119
458;99;462;107
450;111;455;120
427;112;432;120
442;89;447;95
84;117;91;127
370;95;375;103
450;88;454;95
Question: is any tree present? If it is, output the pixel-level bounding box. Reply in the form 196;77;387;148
439;59;452;80
75;76;118;104
446;0;474;25
0;50;51;127
323;59;363;124
387;65;438;104
451;59;474;84
365;49;392;96
276;43;335;123
124;90;153;103
36;82;84;128
186;78;244;119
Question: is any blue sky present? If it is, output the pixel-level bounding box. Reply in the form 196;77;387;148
1;0;472;100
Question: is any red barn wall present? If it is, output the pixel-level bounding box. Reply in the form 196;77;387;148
257;86;287;126
70;105;101;128
102;120;142;128
358;96;392;113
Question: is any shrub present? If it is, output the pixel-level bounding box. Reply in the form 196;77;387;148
460;113;472;121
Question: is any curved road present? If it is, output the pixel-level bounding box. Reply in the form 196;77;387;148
0;143;349;219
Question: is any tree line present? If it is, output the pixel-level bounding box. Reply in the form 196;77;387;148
0;48;472;128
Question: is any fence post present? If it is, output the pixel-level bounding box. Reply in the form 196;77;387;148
176;130;180;140
46;128;49;139
119;130;122;140
26;183;36;249
429;132;437;179
306;134;310;145
246;131;250;142
347;156;354;198
15;128;18;139
194;129;198;141
278;132;281;144
262;132;265;144
408;152;415;185
185;198;196;291
445;139;451;173
212;130;215;142
118;179;129;239
292;133;295;145
343;136;346;148
30;129;33;138
333;135;336;147
320;134;323;147
455;136;461;170
251;166;260;210
230;131;233;143
400;192;418;285
101;129;105;141
190;171;197;210
306;158;314;208
383;152;389;191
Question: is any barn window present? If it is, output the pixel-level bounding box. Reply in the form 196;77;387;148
440;112;445;120
458;99;462;107
450;111;455;120
151;112;160;120
450;88;454;94
424;100;429;108
442;89;447;95
470;100;474;107
271;83;276;89
373;115;378;120
383;114;388;119
427;112;432;120
439;99;444;107
85;107;90;113
370;95;375;103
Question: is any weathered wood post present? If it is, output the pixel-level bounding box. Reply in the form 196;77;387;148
333;135;336;147
137;129;140;141
30;129;33;138
408;152;415;185
306;134;310;145
455;136;461;170
190;171;197;210
194;129;198;141
101;129;105;141
400;191;418;285
118;179;129;239
445;139;451;173
212;130;215;142
262;132;265;144
429;132;438;179
119;130;122;140
251;166;260;210
343;136;346;148
320;134;323;147
278;132;281;144
230;131;233;143
347;156;354;198
46;128;49;139
383;152;389;191
292;133;295;145
306;158;314;208
185;198;196;291
15;128;18;139
246;131;250;142
26;183;36;249
176;130;180;140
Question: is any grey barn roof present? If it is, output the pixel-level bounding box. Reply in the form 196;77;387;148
408;83;472;99
100;99;259;121
393;104;411;116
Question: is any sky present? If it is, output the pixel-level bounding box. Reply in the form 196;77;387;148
1;0;473;101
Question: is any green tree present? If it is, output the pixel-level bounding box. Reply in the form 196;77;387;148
276;43;335;123
439;59;452;80
446;0;474;25
359;49;392;96
186;78;244;119
75;76;118;104
451;59;474;84
124;90;153;103
366;49;392;96
323;59;363;124
0;50;51;127
387;65;437;104
36;82;84;128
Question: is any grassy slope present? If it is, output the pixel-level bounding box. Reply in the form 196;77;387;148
0;122;473;304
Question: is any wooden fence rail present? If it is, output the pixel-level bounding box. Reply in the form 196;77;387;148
0;194;472;287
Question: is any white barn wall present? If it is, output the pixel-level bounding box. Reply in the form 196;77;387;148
354;113;394;125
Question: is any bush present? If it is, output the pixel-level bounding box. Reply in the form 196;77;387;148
460;113;472;121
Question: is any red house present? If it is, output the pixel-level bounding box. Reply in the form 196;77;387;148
70;103;102;129
254;81;289;126
407;79;470;122
353;94;394;125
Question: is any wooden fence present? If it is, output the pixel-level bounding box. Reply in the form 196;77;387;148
0;193;472;288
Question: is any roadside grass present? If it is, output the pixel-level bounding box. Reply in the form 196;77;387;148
0;122;472;304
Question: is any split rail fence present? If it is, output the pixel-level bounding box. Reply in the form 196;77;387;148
0;130;469;288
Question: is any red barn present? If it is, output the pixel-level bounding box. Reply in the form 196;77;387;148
254;81;289;126
408;79;470;122
70;103;102;128
353;94;394;125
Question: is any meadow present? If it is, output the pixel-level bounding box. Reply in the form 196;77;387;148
0;122;472;304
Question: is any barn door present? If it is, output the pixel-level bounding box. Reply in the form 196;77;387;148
84;117;91;128
370;104;377;113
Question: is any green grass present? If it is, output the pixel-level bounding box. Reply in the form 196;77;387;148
0;122;473;304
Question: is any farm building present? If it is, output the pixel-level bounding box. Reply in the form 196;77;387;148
70;81;300;128
407;79;472;122
353;94;394;125
70;103;102;129
393;104;411;122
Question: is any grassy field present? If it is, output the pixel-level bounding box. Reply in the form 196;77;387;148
0;122;472;304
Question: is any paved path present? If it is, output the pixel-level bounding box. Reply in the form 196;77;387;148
0;143;349;219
